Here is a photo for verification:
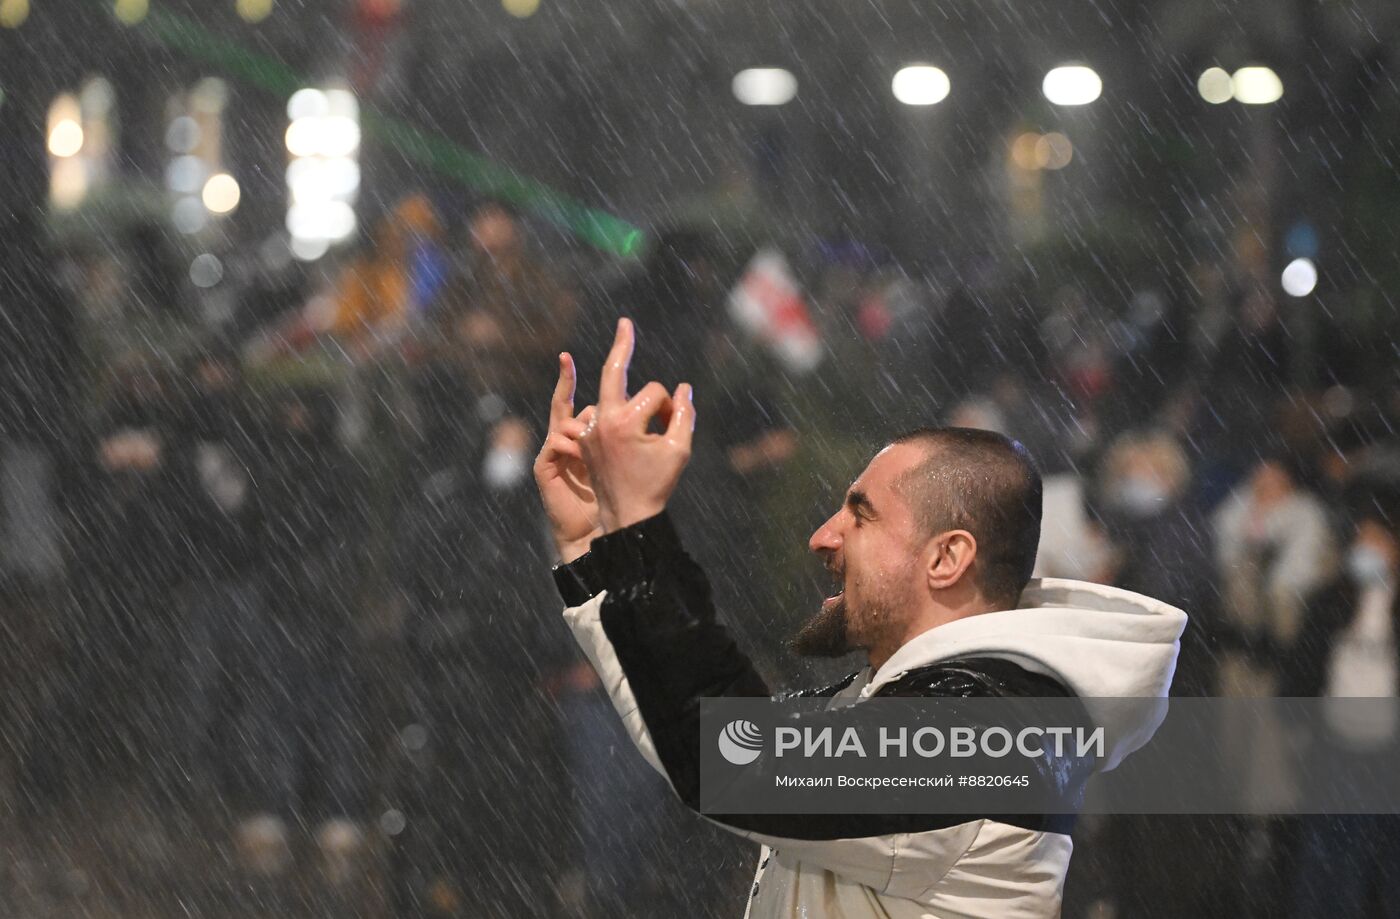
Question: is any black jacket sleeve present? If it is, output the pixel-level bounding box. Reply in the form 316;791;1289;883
564;512;1089;840
587;511;771;701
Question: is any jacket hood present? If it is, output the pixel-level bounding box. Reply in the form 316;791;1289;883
861;577;1188;771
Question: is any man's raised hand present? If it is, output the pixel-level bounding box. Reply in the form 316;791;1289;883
534;352;601;563
579;318;695;533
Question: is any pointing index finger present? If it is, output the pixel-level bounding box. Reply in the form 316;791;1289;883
549;352;576;429
599;318;634;406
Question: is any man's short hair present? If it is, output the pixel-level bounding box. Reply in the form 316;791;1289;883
890;427;1043;608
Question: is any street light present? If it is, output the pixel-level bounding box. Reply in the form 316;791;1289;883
286;86;361;257
1232;67;1283;104
732;69;797;106
1043;66;1101;106
892;66;950;106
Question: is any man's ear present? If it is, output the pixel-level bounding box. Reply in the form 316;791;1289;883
926;530;977;592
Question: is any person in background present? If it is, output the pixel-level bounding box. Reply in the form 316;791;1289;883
1214;455;1338;691
0;213;79;817
435;200;577;426
1311;404;1400;540
263;194;449;362
0;213;76;597
1076;430;1229;919
232;387;371;883
389;396;573;916
1097;285;1194;438
1098;430;1215;666
1038;285;1114;409
73;361;190;794
426;202;580;578
1208;453;1337;917
1283;484;1400;919
1193;285;1293;481
165;344;267;813
1031;454;1115;588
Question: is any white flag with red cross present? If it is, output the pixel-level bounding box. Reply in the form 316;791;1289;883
727;248;823;375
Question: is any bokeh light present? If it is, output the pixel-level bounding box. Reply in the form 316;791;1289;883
191;78;229;113
172;196;209;235
113;0;149;26
1043;65;1101;106
1197;67;1233;104
502;0;540;18
81;78;116;117
0;0;29;29
284;120;321;157
49;158;87;209
892;66;951;106
290;235;330;262
1035;132;1073;170
325;89;359;120
732;68;798;106
165;116;201;154
286;201;357;241
166;155;207;194
202;173;241;214
318;116;361;158
287;88;329;122
236;0;273;23
47;120;84;158
1281;258;1317;297
189;254;224;288
1011;133;1041;171
1232;67;1283;104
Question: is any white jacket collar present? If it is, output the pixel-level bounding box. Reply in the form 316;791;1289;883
854;578;1187;769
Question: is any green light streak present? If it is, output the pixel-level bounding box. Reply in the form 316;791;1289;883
118;3;644;256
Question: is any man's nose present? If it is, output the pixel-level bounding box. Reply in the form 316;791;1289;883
809;513;842;554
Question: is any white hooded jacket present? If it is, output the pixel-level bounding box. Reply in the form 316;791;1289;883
563;575;1185;918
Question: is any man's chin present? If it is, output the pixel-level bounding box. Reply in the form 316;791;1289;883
789;597;855;659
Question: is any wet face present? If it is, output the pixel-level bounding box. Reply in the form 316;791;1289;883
793;443;930;658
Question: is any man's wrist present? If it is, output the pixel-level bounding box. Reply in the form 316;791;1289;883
588;510;683;584
553;546;607;606
599;501;668;535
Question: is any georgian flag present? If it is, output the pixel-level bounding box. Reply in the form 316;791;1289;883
727;248;823;375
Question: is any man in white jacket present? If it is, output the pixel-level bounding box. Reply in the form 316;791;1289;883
534;319;1187;918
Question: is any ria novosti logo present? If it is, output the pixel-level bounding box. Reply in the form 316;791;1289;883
718;719;764;765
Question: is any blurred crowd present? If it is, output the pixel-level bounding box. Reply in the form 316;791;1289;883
2;192;1400;918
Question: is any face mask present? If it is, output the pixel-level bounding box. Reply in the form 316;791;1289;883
1348;545;1395;588
482;447;529;490
1110;478;1169;518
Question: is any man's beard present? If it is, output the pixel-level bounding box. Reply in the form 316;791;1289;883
789;595;855;658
